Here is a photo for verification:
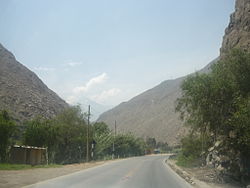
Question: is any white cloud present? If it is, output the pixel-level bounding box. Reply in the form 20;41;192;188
73;73;108;93
66;61;83;67
66;73;120;106
66;95;77;104
91;88;121;104
34;67;55;72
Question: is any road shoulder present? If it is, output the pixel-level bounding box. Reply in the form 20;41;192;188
166;159;244;188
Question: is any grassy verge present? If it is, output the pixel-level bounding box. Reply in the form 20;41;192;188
0;163;62;170
175;152;202;168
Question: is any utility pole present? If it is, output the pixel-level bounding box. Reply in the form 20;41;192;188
112;120;117;159
115;120;117;136
86;105;90;162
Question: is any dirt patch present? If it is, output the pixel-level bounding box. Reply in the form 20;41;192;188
0;161;108;188
167;159;244;188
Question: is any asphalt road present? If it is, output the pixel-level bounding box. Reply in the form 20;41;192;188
25;155;192;188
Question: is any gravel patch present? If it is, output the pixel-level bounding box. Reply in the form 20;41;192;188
0;161;107;188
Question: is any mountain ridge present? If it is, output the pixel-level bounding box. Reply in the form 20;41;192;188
0;43;68;122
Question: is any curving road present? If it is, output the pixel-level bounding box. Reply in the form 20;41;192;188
24;155;192;188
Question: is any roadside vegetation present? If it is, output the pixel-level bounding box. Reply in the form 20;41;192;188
0;163;62;170
0;105;169;168
0;110;16;163
176;49;250;182
22;106;147;164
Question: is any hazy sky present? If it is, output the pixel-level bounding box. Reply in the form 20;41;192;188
0;0;235;109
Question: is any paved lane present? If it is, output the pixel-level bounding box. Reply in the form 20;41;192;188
25;155;192;188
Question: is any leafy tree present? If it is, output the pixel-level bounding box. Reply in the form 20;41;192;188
93;122;110;135
92;122;113;159
0;110;16;162
176;49;250;178
91;122;146;159
114;134;145;157
146;137;156;149
23;117;58;163
23;106;88;164
53;106;87;164
230;97;250;150
176;73;221;140
177;134;202;167
24;117;53;147
229;96;250;175
23;107;146;164
156;141;170;152
20;101;151;165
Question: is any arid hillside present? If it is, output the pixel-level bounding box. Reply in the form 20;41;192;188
0;44;68;122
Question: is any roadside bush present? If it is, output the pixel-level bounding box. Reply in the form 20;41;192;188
0;110;16;162
176;133;209;167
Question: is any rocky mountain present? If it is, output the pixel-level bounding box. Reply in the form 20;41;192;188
0;43;68;122
220;0;250;56
98;0;250;146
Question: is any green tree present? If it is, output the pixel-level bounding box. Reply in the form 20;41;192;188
92;122;146;159
114;133;145;157
146;137;156;149
24;117;53;147
0;110;16;162
23;106;88;164
229;96;250;176
92;122;113;159
176;49;250;178
93;122;110;135
23;117;58;163
156;141;170;152
53;106;87;164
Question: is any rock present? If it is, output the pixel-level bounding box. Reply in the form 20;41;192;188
220;0;250;56
214;140;222;147
217;165;224;172
215;156;221;162
208;146;215;152
206;154;211;162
